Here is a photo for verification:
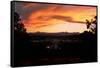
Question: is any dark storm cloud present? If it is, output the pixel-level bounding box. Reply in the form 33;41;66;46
14;2;53;20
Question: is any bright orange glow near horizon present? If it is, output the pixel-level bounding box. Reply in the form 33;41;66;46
15;2;96;33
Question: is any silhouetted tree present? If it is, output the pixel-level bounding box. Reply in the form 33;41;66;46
14;12;33;63
86;16;97;34
14;12;26;33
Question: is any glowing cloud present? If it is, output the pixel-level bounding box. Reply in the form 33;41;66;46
15;2;96;33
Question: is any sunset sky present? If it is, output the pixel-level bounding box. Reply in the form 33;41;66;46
15;2;97;33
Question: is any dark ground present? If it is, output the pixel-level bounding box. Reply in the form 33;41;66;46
12;31;97;67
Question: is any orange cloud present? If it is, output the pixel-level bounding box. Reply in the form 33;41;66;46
17;3;96;33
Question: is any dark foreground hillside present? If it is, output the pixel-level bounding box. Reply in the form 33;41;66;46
13;31;97;67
